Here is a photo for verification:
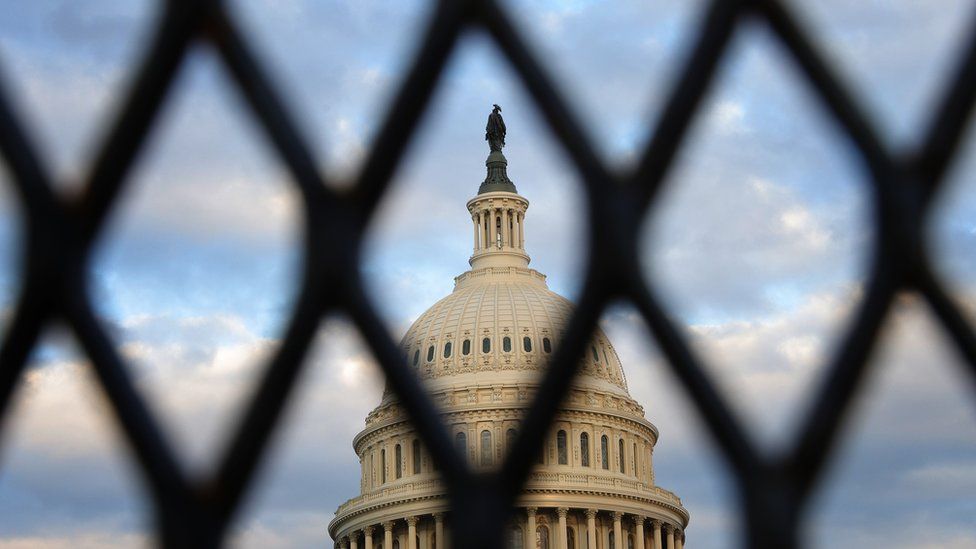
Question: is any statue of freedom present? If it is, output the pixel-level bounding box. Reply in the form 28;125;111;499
485;104;506;152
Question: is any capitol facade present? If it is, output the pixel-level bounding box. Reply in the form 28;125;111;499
329;111;689;549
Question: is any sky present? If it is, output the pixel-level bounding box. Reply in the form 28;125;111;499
1;0;976;548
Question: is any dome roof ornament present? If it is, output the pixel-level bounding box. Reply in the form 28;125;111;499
479;104;517;194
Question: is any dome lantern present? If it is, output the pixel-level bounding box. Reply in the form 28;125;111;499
468;104;531;270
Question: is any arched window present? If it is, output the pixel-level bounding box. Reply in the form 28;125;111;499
412;439;422;474
523;336;532;352
506;428;517;456
509;527;523;549
627;534;635;549
543;337;552;353
580;432;590;467
381;448;387;483
431;532;436;549
601;435;609;470
537;525;550;549
567;528;576;549
395;444;402;479
444;341;452;358
482;337;491;353
633;442;638;475
608;531;615;549
602;346;610;364
462;339;471;355
557;430;568;465
412;349;419;366
503;336;512;352
393;541;399;549
427;345;435;362
618;438;626;473
455;432;467;459
369;453;374;488
481;430;493;466
591;345;600;362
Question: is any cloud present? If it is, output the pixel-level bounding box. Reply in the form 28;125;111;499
2;1;976;548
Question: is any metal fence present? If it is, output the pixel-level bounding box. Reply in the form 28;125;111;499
1;1;975;547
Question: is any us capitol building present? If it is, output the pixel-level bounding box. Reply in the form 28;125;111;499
329;106;689;549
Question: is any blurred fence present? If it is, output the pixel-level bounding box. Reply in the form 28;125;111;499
1;1;975;547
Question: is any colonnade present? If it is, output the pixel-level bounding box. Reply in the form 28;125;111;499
472;205;525;251
338;513;445;549
336;509;685;549
522;506;684;549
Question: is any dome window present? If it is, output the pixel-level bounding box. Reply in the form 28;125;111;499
480;430;493;466
412;349;419;366
455;432;467;459
556;430;568;465
580;432;590;467
591;345;600;362
482;337;491;353
443;341;452;358
427;345;435;362
462;339;471;355
543;337;552;353
523;336;532;352
633;442;638;475
395;444;402;479
601;435;609;470
618;438;626;473
503;336;512;352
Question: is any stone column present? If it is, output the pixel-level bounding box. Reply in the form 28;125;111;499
434;513;445;549
473;214;480;250
651;520;662;549
665;525;674;549
501;208;510;248
585;509;597;549
633;516;644;549
675;530;683;549
364;527;374;549
612;513;622;549
341;537;350;549
526;508;537;549
519;212;525;248
351;534;359;549
384;521;394;549
557;508;568;549
512;210;519;249
407;517;418;549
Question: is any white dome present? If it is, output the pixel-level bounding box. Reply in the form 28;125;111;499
399;266;630;397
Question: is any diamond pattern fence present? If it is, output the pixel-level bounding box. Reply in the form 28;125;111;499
1;1;975;548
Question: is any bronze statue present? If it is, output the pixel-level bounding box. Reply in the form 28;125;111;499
485;103;506;151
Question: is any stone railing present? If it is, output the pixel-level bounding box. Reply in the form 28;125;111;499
524;471;683;507
335;471;683;519
334;478;444;517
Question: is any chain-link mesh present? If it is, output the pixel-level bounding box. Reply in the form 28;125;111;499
1;0;975;547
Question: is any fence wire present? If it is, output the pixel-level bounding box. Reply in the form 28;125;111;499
1;0;975;548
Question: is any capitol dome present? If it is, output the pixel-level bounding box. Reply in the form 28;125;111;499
330;110;689;549
396;265;630;398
